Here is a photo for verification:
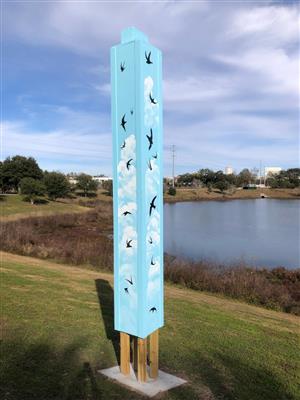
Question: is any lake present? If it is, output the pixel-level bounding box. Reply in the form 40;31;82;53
164;199;300;269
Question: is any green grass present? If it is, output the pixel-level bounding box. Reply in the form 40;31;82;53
0;194;88;219
1;252;299;400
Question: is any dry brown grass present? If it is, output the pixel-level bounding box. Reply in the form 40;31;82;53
164;187;300;203
1;199;299;315
164;255;300;315
1;202;113;269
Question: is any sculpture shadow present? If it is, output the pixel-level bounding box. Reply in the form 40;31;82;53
95;279;120;365
2;338;103;400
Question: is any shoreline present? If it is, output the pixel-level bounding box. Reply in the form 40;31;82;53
163;187;300;203
164;196;300;204
164;252;299;271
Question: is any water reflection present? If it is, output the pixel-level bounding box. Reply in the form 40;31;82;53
163;199;300;269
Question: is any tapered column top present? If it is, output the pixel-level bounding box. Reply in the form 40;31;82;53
121;27;149;44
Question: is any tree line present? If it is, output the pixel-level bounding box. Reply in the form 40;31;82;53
266;169;300;189
0;156;99;204
176;168;300;191
1;155;298;203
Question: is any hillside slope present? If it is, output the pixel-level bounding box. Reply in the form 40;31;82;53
0;194;89;220
1;252;299;400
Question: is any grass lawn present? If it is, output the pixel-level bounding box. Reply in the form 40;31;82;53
0;194;89;220
1;252;299;400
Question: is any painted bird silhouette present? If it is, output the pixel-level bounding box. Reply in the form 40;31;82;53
149;195;157;216
121;114;127;131
149;236;153;244
149;93;157;105
121;141;126;149
126;276;133;285
120;62;125;72
145;51;153;64
126;158;133;170
153;153;158;159
122;211;132;216
151;257;156;266
148;160;152;171
146;128;153;150
126;239;133;248
124;288;129;294
149;307;157;313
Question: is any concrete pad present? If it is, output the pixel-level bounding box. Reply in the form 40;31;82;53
99;365;187;397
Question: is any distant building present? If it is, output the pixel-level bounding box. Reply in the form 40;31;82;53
225;166;233;175
265;167;282;177
92;176;112;188
164;176;178;185
66;174;112;187
67;174;78;185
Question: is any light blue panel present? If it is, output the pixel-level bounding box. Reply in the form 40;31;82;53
111;27;163;338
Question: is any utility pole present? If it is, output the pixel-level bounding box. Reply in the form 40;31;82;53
251;167;259;184
171;145;175;188
259;160;262;186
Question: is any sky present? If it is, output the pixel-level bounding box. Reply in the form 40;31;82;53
1;0;299;176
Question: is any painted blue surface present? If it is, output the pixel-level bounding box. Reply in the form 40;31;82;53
111;28;163;338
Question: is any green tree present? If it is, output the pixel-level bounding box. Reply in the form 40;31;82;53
1;156;43;192
237;169;253;187
224;173;237;186
198;169;215;187
44;172;70;200
0;161;3;193
76;174;98;197
102;179;113;196
214;180;229;194
168;186;177;196
286;168;300;187
177;173;194;186
266;168;300;188
20;177;46;205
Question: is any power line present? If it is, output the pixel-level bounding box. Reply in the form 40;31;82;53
259;160;262;186
171;145;175;188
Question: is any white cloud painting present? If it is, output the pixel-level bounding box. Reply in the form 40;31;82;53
144;76;159;128
144;75;162;314
117;133;137;330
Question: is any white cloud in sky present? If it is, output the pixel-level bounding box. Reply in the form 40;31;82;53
2;1;299;173
230;5;299;44
95;83;111;95
163;77;231;106
217;48;298;96
2;120;111;170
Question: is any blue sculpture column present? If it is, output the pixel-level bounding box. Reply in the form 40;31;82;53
111;27;163;380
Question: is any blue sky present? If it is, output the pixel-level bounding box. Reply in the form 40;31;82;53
2;1;299;176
